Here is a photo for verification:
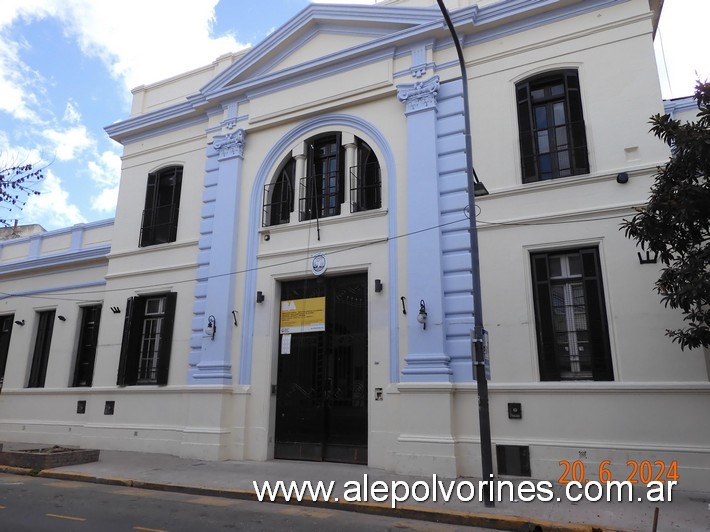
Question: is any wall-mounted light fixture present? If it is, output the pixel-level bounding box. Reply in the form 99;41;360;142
473;171;489;197
375;279;383;293
205;315;216;340
256;291;265;303
616;172;629;184
57;315;67;322
14;319;24;326
638;250;658;264
417;299;427;330
110;306;121;314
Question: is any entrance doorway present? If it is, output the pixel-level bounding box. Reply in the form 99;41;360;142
275;273;368;464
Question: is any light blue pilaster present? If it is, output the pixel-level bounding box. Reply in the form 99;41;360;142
397;76;452;383
188;129;246;385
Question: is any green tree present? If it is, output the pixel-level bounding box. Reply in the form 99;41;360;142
622;81;710;349
0;156;45;226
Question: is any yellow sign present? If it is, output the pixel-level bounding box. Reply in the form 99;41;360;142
280;297;326;334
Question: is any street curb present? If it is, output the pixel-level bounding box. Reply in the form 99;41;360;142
0;466;611;532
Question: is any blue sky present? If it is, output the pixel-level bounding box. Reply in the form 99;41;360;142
0;0;706;231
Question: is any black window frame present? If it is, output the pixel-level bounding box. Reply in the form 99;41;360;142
28;310;55;388
300;133;345;221
263;133;382;226
530;247;614;382
140;166;183;247
117;293;177;386
350;138;382;213
516;69;589;183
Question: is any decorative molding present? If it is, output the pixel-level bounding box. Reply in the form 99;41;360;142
212;129;246;160
198;4;440;96
0;280;106;301
452;382;710;393
409;45;427;78
242;113;399;385
221;102;239;130
0;244;111;276
664;96;696;116
397;76;440;114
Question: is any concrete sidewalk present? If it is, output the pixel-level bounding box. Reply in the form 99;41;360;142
0;442;707;532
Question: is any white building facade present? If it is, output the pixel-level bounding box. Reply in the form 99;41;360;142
1;0;708;490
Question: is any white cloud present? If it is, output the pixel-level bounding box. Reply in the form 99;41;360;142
87;149;121;214
91;185;119;214
41;0;248;91
0;0;248;118
63;101;82;124
87;149;120;187
0;30;44;123
43;125;94;161
21;169;86;228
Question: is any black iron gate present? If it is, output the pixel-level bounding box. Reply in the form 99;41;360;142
275;273;368;464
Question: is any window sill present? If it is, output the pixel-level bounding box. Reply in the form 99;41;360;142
260;207;388;237
482;165;659;200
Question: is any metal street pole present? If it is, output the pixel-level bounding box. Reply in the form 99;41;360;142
435;0;495;507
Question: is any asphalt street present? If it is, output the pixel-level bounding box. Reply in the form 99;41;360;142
0;473;494;532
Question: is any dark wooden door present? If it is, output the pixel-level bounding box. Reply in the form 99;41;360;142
275;274;368;464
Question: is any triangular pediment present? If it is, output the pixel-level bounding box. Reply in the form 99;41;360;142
200;4;441;97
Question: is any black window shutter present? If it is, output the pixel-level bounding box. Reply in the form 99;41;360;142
28;310;55;388
336;133;345;206
565;72;589;175
580;250;614;381
169;168;182;242
117;297;144;386
72;305;102;387
155;292;177;386
516;82;536;183
140;173;158;247
531;254;560;381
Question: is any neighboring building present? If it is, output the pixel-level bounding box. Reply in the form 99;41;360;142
1;0;708;490
0;223;45;241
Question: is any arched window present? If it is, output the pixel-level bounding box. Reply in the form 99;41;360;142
351;138;381;212
262;132;381;227
263;156;296;227
516;70;589;183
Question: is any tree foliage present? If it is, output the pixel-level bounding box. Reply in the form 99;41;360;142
0;156;45;226
622;81;710;349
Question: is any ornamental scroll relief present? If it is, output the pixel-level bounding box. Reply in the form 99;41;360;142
397;76;440;114
212;129;246;160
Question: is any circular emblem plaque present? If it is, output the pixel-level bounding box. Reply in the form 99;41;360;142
311;253;327;276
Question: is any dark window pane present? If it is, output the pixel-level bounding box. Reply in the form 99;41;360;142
531;249;613;382
516;70;589;182
140;166;182;247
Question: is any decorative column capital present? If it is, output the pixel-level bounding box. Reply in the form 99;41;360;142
213;129;246;160
397;76;440;114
